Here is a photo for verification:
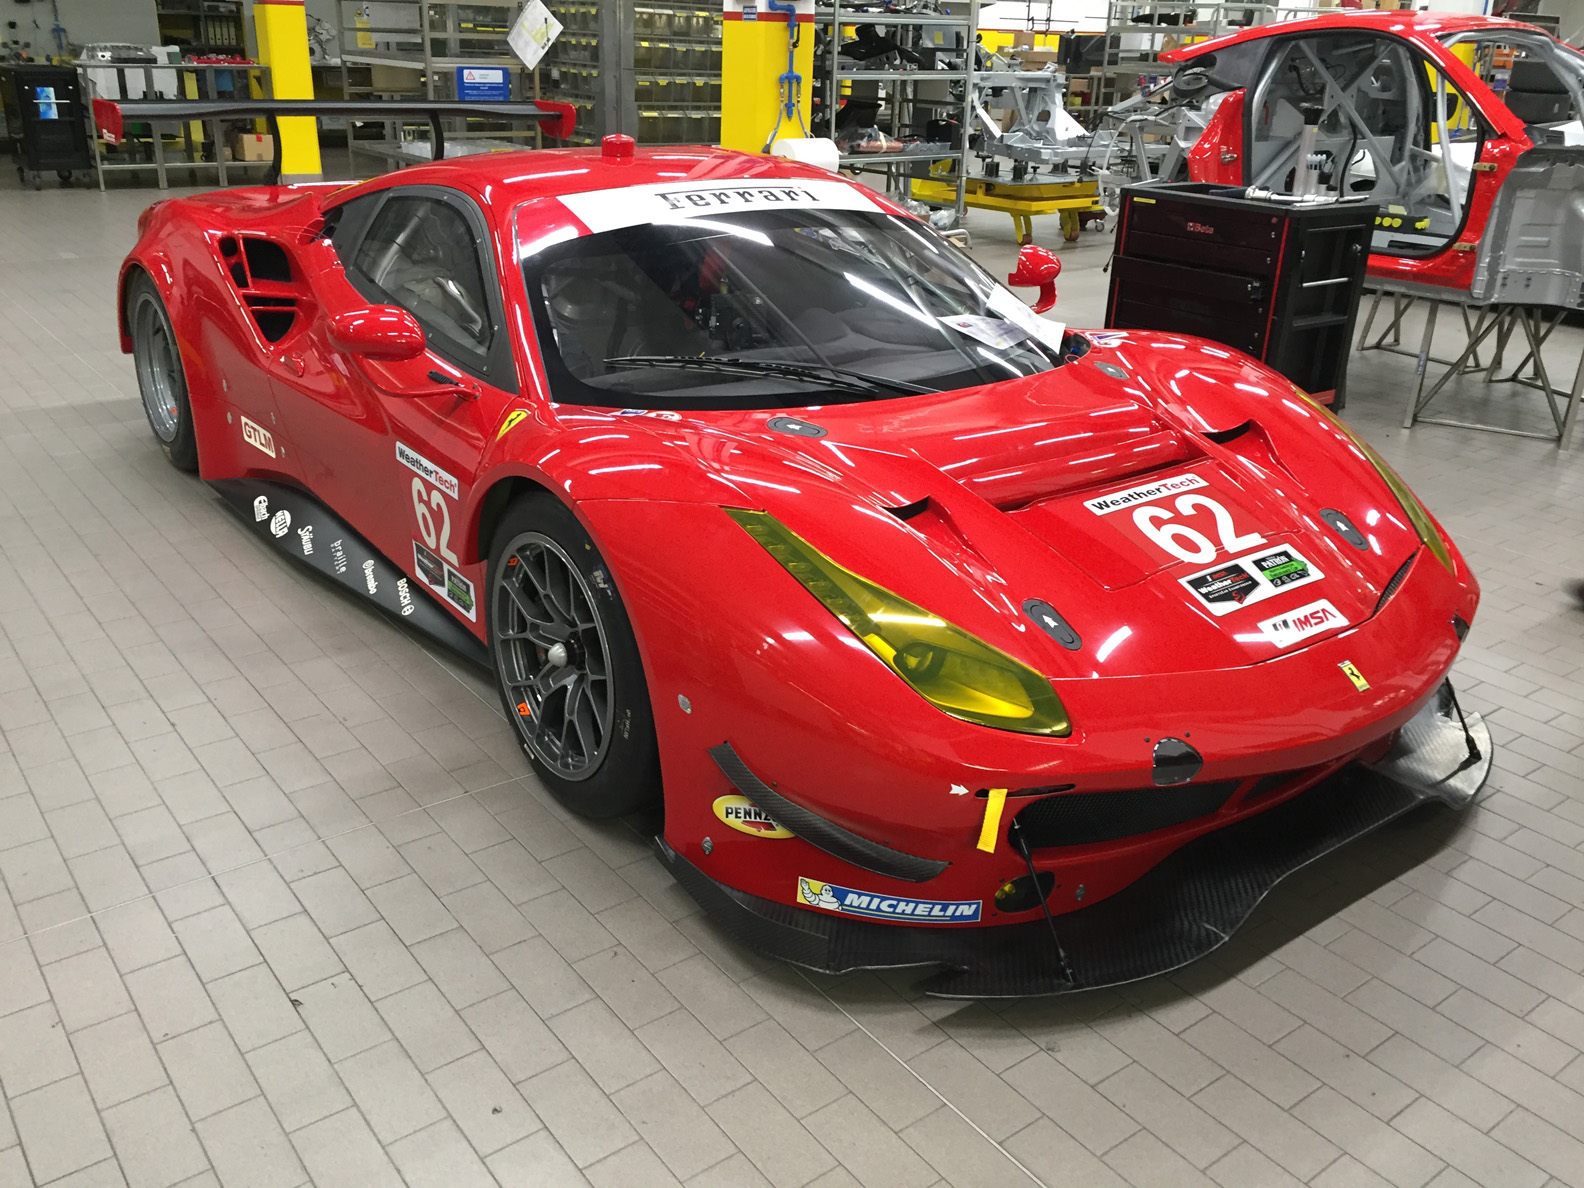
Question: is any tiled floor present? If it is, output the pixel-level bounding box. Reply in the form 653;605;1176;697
2;165;1583;1188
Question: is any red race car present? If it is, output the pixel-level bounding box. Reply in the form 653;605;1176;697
119;137;1490;995
1162;12;1584;300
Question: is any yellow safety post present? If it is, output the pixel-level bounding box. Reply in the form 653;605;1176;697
252;0;321;181
721;0;815;153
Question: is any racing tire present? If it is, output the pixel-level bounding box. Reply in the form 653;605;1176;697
487;493;660;818
128;273;199;472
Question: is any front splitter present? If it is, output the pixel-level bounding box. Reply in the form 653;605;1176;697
656;681;1490;998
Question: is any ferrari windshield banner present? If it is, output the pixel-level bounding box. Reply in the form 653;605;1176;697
558;178;882;235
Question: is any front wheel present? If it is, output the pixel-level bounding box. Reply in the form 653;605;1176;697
128;272;199;471
487;494;660;818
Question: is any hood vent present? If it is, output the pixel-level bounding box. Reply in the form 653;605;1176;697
1373;550;1417;616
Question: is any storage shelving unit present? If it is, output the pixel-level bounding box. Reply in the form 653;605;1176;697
1093;1;1319;114
815;0;979;218
335;0;547;171
539;2;723;146
156;0;247;59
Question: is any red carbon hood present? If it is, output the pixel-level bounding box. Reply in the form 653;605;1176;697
548;333;1457;679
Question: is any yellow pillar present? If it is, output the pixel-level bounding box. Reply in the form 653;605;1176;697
721;0;816;153
253;0;321;181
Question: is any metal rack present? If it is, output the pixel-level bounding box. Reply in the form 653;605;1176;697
1093;1;1319;114
539;2;723;146
336;0;545;171
81;60;272;190
816;0;979;218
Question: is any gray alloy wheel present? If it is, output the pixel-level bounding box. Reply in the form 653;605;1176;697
132;290;182;443
493;530;616;781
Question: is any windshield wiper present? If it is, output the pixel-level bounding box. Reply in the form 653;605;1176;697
604;355;936;397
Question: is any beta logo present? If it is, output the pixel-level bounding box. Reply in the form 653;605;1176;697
1258;599;1345;649
269;510;290;538
712;795;792;839
240;415;276;459
796;877;981;923
1186;221;1215;236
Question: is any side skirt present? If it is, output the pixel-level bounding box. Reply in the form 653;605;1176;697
210;478;489;668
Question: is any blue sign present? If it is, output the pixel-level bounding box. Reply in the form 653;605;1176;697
456;66;510;102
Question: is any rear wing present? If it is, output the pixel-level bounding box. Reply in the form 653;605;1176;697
91;97;577;182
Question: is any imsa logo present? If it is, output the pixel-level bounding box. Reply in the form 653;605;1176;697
1258;598;1345;650
712;795;792;839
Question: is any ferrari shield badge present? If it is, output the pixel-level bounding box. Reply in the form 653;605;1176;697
1340;661;1370;691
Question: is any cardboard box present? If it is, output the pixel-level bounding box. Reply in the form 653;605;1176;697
1016;49;1061;68
232;132;274;161
1069;77;1091;94
1010;29;1037;51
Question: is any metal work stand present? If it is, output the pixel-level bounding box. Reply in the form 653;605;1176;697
1356;282;1584;449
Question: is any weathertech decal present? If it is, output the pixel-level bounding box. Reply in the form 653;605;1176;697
713;795;792;839
1180;545;1323;617
557;177;882;235
395;442;459;499
1084;473;1207;515
1258;599;1346;649
797;877;981;923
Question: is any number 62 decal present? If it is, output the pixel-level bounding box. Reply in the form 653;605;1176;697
412;477;458;565
1133;493;1266;564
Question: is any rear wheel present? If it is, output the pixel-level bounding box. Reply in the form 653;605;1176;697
128;273;199;471
487;494;659;818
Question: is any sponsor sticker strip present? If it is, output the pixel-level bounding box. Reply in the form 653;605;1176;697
1180;544;1323;617
797;876;981;923
396;442;459;500
1257;598;1346;649
557;178;881;235
412;540;477;622
1084;472;1207;516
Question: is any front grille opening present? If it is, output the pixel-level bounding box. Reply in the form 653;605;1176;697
242;237;293;283
1243;769;1304;805
1011;780;1240;849
228;262;249;289
994;871;1056;913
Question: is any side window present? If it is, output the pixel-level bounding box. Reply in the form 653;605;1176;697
1248;33;1484;256
1454;35;1583;129
325;193;381;261
352;195;494;356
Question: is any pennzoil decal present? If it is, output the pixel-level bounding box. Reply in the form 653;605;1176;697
1180;545;1323;617
713;795;792;839
797;877;981;923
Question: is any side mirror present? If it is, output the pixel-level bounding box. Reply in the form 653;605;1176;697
1008;244;1061;314
327;305;425;361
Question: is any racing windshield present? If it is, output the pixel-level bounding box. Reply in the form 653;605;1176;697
516;193;1077;409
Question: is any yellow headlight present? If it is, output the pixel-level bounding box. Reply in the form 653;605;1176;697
1301;395;1454;573
727;508;1071;736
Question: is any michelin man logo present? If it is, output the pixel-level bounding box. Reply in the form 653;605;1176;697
798;878;841;911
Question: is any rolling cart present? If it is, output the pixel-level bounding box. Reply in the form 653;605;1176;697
0;63;93;189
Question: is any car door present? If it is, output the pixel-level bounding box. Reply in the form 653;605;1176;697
273;183;519;629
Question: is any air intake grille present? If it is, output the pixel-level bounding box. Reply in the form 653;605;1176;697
1374;551;1417;616
1011;781;1240;849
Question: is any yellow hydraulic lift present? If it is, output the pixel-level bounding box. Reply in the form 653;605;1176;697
912;170;1100;243
252;0;321;181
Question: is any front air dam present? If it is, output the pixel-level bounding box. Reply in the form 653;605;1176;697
656;681;1491;997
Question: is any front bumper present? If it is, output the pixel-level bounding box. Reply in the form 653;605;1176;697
656;682;1490;997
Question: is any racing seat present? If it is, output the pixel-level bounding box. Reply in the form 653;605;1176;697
1504;59;1573;126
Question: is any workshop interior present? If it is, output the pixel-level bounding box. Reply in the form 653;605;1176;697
2;0;1584;1185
